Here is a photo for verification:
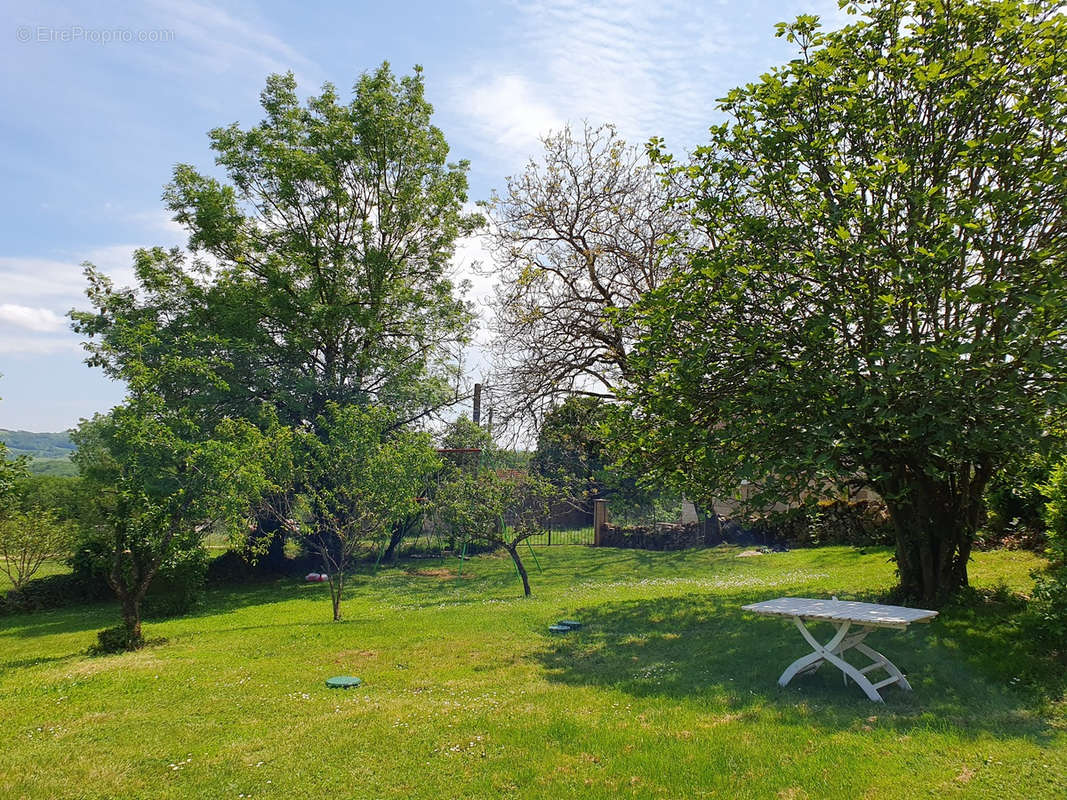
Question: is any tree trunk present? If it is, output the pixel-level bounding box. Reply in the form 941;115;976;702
119;590;144;650
383;516;414;564
330;574;344;621
507;545;531;597
246;497;289;573
877;461;990;606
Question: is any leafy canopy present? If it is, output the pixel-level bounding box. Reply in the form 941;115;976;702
74;63;480;427
621;0;1067;601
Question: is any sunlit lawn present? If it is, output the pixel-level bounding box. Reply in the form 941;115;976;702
0;545;1063;799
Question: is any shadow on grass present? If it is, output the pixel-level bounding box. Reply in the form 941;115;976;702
0;601;116;640
0;652;79;673
534;591;1062;743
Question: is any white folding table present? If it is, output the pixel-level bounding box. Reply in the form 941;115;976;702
741;596;937;702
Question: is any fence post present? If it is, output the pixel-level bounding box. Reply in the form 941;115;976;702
593;499;608;547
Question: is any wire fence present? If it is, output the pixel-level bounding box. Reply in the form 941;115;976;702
525;525;595;546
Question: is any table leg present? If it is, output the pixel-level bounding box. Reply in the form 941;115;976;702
854;642;912;691
778;618;889;702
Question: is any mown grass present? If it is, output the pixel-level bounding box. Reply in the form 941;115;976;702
0;546;1063;799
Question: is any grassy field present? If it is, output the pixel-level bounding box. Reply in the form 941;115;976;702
0;545;1063;799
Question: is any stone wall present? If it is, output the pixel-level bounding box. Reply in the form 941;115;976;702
594;498;893;551
598;522;715;551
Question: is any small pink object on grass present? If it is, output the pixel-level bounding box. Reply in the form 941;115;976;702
305;573;329;582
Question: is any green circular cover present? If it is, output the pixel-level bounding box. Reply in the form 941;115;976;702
326;676;363;689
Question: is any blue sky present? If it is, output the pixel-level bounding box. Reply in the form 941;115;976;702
0;0;850;431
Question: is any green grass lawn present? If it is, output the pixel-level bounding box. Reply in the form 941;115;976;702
0;546;1063;799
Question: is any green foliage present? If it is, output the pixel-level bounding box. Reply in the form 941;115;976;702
0;572;94;615
624;0;1067;603
533;397;678;522
1026;566;1067;656
1023;455;1067;655
68;64;479;585
141;545;209;618
204;549;260;585
436;468;554;595
437;415;494;475
296;403;440;619
605;492;682;529
25;458;78;477
985;416;1066;540
68;525;117;598
756;500;895;548
14;474;90;523
68;525;209;618
72;64;479;429
0;509;76;592
436;470;509;545
92;624;144;655
72;399;286;646
0;444;28;514
532;397;606;498
1041;455;1067;564
440;414;494;453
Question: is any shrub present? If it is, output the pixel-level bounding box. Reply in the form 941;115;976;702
92;624;143;654
985;454;1052;535
142;546;208;618
1042;456;1067;563
68;528;118;601
1021;456;1067;657
0;572;91;614
1026;566;1067;656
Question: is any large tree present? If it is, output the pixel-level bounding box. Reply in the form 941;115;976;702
483;123;695;430
77;64;478;426
620;0;1067;603
73;64;479;563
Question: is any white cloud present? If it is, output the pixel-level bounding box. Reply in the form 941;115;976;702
0;243;146;356
0;257;88;304
451;0;863;171
0;249;138;309
126;209;187;243
449;0;737;167
141;0;320;94
0;333;82;356
0;304;67;333
455;74;565;164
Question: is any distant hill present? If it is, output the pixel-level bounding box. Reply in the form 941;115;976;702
0;429;76;460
